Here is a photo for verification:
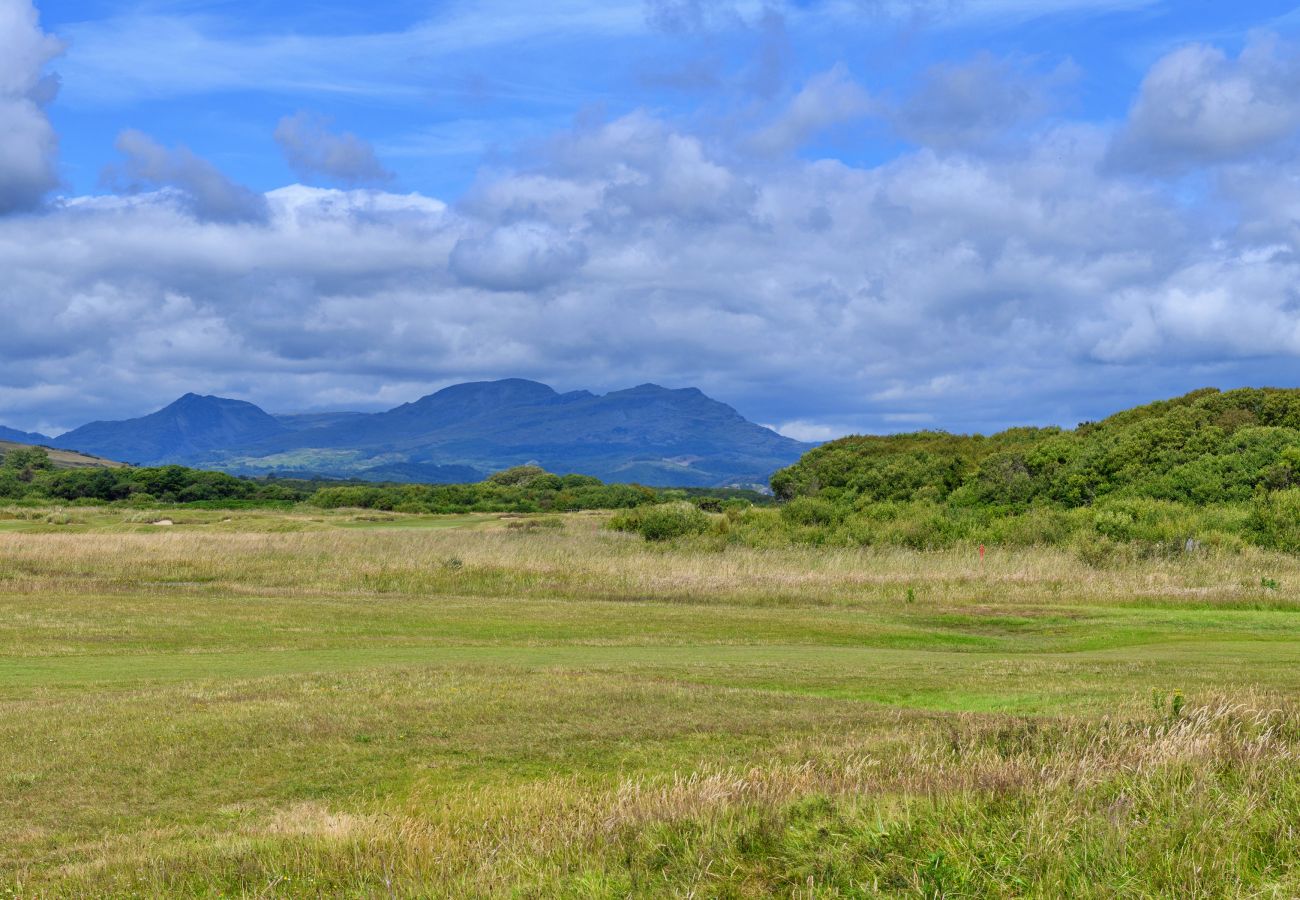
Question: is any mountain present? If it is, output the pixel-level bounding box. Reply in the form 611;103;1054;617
51;380;812;487
54;393;288;466
0;425;50;444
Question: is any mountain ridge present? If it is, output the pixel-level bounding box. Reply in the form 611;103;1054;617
47;380;811;487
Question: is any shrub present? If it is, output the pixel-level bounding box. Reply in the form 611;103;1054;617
1247;487;1300;552
610;502;710;541
780;497;839;527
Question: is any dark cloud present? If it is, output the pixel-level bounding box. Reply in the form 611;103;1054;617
274;111;394;187
0;0;62;215
104;130;269;223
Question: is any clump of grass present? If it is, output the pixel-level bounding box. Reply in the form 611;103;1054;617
504;516;564;531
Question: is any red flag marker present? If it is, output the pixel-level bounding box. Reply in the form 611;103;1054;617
979;544;985;563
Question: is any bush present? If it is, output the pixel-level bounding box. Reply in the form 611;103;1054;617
756;387;1300;554
770;387;1300;516
610;502;711;541
1247;487;1300;552
781;497;839;526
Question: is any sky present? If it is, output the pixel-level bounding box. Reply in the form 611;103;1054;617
3;0;1300;439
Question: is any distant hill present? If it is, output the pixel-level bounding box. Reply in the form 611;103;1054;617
49;380;811;487
0;425;51;444
0;440;127;470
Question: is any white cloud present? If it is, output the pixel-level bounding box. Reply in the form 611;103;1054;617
769;420;844;442
275;112;393;187
104;129;268;223
1093;248;1300;363
750;64;876;155
0;0;61;214
0;104;1287;436
450;222;588;291
1110;35;1300;173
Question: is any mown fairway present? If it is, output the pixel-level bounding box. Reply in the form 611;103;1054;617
2;507;1300;897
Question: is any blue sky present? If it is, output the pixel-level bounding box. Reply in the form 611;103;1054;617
3;0;1300;438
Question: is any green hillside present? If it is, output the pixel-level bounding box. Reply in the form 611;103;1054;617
761;387;1300;554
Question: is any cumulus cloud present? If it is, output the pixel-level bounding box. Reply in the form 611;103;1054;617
104;129;268;223
524;111;756;224
0;100;1291;436
275;112;393;187
450;222;588;292
0;0;62;214
1219;161;1300;249
750;64;876;155
1092;248;1300;363
1110;36;1300;173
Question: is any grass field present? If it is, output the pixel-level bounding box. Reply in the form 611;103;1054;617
2;505;1299;897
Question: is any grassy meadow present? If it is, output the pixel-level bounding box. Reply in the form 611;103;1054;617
2;504;1299;896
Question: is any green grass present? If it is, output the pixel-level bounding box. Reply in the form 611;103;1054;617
2;508;1299;896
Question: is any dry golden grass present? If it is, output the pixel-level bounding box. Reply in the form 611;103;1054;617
2;511;1297;611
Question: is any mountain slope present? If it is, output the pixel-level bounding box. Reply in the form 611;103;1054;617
54;394;288;466
273;411;369;431
397;383;805;484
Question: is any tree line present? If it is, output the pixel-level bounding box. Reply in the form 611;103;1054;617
0;451;764;514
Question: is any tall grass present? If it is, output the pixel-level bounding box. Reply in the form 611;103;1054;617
34;697;1300;897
